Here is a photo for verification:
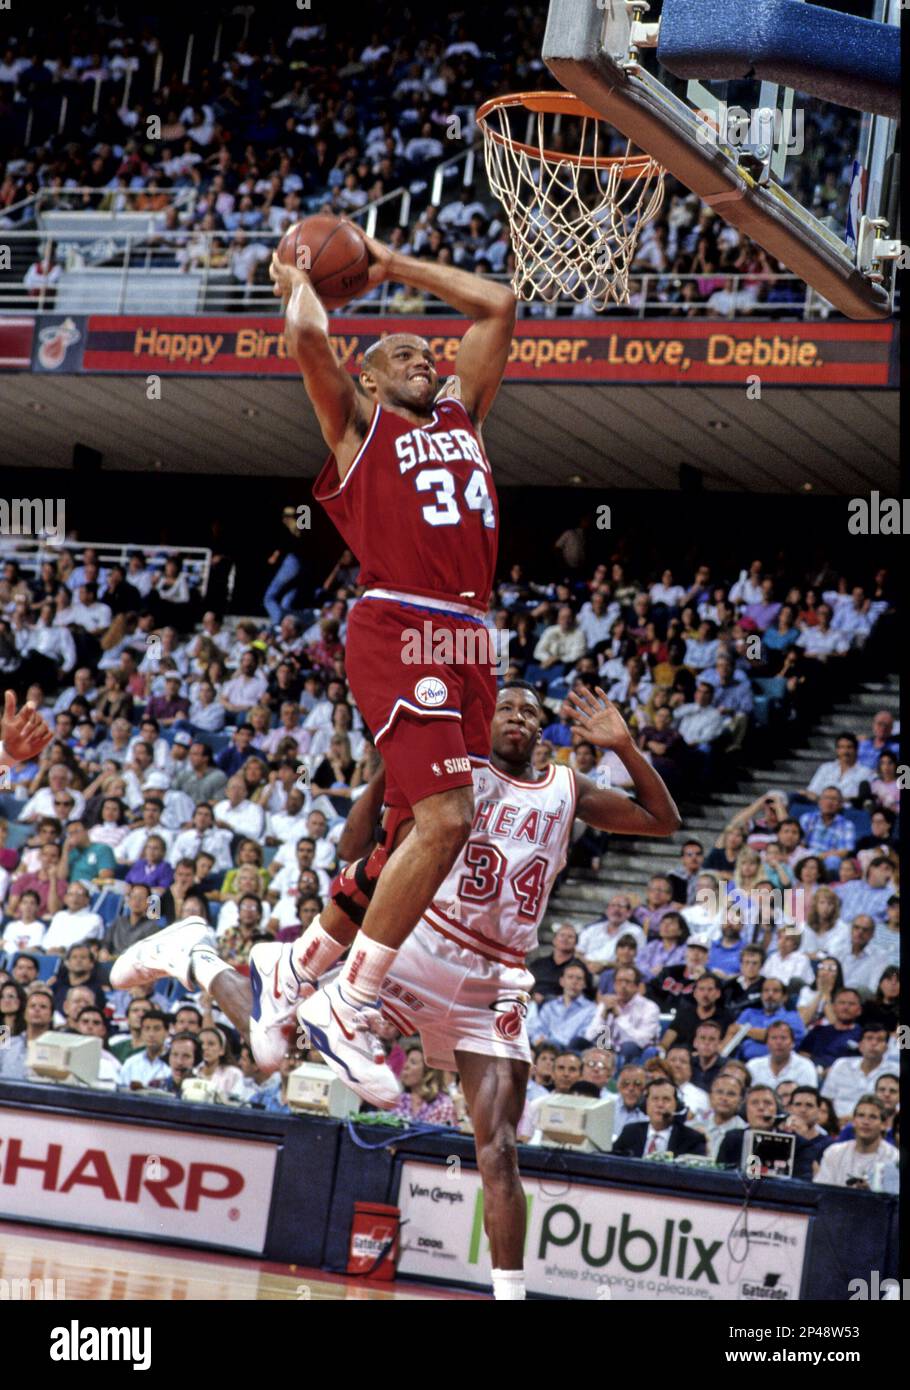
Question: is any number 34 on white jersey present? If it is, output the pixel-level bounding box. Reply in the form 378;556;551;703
422;762;577;964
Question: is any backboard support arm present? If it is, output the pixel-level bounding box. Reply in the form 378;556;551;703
542;0;894;319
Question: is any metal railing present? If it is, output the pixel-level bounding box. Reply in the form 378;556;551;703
0;537;213;598
430;146;478;207
0;225;854;320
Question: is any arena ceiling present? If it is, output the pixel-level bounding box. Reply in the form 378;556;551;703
0;373;898;494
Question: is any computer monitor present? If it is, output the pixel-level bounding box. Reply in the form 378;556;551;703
537;1093;616;1152
286;1062;360;1118
28;1032;100;1086
742;1128;796;1178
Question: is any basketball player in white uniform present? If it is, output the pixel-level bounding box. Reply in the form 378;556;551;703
114;681;680;1299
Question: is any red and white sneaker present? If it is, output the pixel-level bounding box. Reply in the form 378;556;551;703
109;915;216;990
295;978;401;1109
248;941;314;1073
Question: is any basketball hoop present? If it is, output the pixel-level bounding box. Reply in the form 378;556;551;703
477;91;666;308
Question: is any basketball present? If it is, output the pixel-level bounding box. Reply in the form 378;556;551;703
276;214;370;309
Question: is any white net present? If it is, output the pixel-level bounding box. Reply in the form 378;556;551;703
479;96;666;309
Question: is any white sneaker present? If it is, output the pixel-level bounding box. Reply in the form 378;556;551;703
295;978;401;1109
248;941;314;1073
109;916;216;991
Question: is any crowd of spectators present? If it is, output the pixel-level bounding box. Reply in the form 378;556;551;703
0;4;869;317
0;525;898;1199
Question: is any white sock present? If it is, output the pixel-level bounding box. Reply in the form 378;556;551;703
339;931;398;1006
292;915;347;982
190;945;230;992
491;1269;526;1301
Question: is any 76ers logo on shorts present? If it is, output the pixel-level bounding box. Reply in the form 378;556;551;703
414;676;448;707
490;995;528;1042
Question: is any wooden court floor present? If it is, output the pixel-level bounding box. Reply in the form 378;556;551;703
0;1221;485;1300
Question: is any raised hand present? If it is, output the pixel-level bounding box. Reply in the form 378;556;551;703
1;690;53;764
269;250;310;303
565;686;634;751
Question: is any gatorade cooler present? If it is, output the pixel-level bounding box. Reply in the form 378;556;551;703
347;1201;400;1280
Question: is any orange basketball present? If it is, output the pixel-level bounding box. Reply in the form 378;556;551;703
276;214;370;309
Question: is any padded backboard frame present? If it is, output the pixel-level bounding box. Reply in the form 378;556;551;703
542;0;897;319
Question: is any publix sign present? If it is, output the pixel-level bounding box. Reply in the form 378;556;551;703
398;1162;808;1300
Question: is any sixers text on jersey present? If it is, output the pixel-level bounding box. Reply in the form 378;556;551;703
314;394;498;612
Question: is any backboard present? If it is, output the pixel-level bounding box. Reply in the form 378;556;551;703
542;0;900;318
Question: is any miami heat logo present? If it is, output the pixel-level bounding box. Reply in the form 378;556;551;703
490;995;528;1042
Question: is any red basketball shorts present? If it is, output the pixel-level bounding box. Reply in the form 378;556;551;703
345;595;496;809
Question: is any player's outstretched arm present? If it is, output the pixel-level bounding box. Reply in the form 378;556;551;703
567;686;682;838
359;230;516;426
336;763;386;862
270;252;370;454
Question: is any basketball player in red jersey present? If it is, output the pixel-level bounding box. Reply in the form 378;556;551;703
268;231;516;1102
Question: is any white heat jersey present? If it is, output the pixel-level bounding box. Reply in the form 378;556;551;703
420;760;577;968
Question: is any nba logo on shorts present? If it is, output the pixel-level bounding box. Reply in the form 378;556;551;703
414;676;448;707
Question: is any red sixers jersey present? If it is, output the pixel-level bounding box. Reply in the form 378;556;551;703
313;395;498;613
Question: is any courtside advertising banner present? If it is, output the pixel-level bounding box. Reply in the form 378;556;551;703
396;1160;809;1300
0;1108;276;1253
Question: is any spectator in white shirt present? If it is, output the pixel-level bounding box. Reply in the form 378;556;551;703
834;916;887;996
796;604;849;661
585;965;660;1062
168;803;233;871
746;1021;818;1088
663;1043;710;1118
531;606;588;680
187;680;226;731
115;800;175;863
42;881;104;953
762;929;814;990
307;703;365;764
127;718;172;770
25;599;77;671
20;766;85;822
821;1025;891;1121
577;590;619;650
302;678;357;734
672;683;727;748
577;895;646;970
259;700;311;759
125;552;154;597
0;888;46;953
830;586;874;646
814;1095;898;1187
268;836;331;902
649;570;687;610
55;583;112;635
53;666;96;714
75;1005;123;1086
729;561;764;606
213;775;266;841
693;1072;748;1158
266;786;311;845
220;650;269;713
803;732;870;804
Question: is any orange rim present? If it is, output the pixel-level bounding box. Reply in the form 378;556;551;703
476;90;661;177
